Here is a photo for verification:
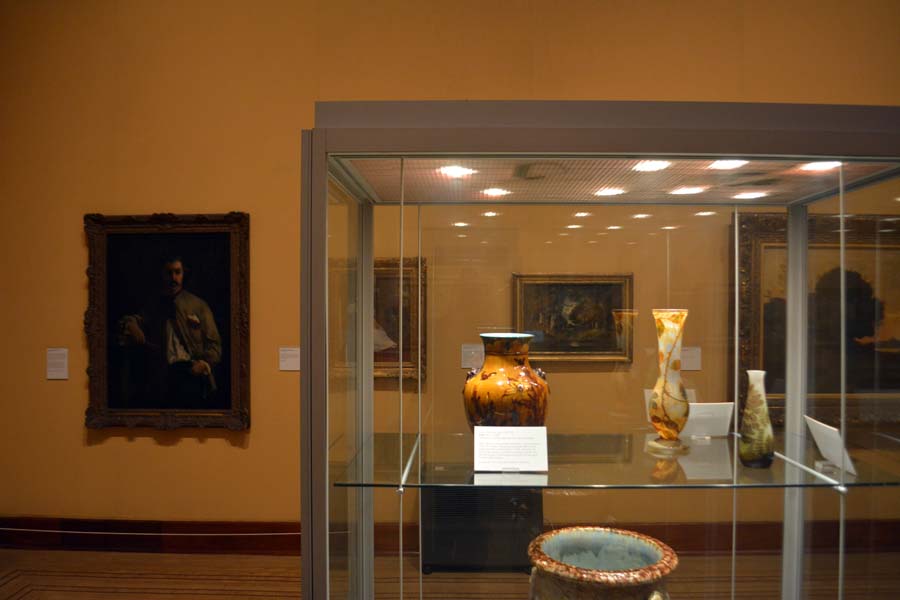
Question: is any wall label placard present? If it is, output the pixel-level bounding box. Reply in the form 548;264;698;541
473;426;548;472
279;347;301;371
46;347;69;380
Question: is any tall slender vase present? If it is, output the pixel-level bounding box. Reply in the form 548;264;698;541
648;309;690;455
739;370;775;468
463;333;549;428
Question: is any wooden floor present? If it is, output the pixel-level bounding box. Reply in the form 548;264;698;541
1;549;897;599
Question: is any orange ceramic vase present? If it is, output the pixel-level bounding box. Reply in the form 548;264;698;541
463;333;549;428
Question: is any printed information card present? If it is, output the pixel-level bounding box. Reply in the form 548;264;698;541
46;347;69;380
473;426;548;472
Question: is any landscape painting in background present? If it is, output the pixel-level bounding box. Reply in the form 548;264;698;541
514;274;634;362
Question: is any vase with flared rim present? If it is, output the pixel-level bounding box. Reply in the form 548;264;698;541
739;369;775;468
647;309;689;456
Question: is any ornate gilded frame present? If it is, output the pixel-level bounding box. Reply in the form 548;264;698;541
84;213;250;430
734;212;900;425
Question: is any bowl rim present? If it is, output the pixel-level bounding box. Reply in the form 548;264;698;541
528;525;678;587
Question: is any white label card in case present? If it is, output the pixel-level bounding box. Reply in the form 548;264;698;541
804;415;857;476
473;426;548;472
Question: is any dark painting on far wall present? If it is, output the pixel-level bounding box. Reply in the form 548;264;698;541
513;274;634;362
734;213;900;425
84;213;250;430
373;258;426;379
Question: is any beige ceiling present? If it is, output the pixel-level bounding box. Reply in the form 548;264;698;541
334;156;899;206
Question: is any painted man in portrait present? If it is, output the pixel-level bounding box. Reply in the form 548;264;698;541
117;256;222;409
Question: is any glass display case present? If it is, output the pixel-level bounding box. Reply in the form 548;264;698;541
301;101;900;599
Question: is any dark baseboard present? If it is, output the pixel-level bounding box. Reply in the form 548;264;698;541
2;517;898;556
0;518;301;555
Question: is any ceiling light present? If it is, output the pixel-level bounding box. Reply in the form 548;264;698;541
457;234;467;238
544;241;553;244
566;224;583;229
800;161;841;172
694;211;717;217
627;241;637;245
632;213;652;219
439;165;477;178
733;192;768;200
588;240;598;244
670;186;708;195
480;240;489;244
482;188;510;197
879;229;896;233
594;188;626;196
452;222;469;227
559;232;569;237
661;226;679;230
481;211;500;217
709;159;749;170
633;160;671;172
574;211;593;217
596;232;609;236
607;225;622;230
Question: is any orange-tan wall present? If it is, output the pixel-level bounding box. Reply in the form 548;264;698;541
1;0;900;523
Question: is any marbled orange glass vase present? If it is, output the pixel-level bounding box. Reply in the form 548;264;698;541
463;333;549;428
647;309;690;455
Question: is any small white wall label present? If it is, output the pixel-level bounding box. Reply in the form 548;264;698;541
461;343;484;369
46;347;69;380
279;347;301;371
681;346;702;371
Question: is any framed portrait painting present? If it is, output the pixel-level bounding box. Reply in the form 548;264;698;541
734;213;900;425
373;258;426;380
513;274;634;362
84;213;250;430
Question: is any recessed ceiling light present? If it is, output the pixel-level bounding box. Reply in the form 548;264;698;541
482;187;510;197
661;226;679;230
544;241;553;244
566;224;583;229
452;222;469;227
800;161;841;172
670;186;708;195
559;232;569;237
594;188;626;196
481;211;500;217
480;240;489;244
607;225;622;230
627;241;637;245
633;160;671;172
709;159;749;170
632;213;652;219
894;197;900;202
574;211;593;217
588;240;598;244
439;165;477;178
596;232;609;236
733;192;769;200
457;234;468;238
694;211;717;217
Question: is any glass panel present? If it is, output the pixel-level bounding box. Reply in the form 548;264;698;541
326;153;900;599
327;173;361;597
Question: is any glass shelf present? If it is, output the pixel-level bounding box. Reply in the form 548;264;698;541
333;428;900;490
